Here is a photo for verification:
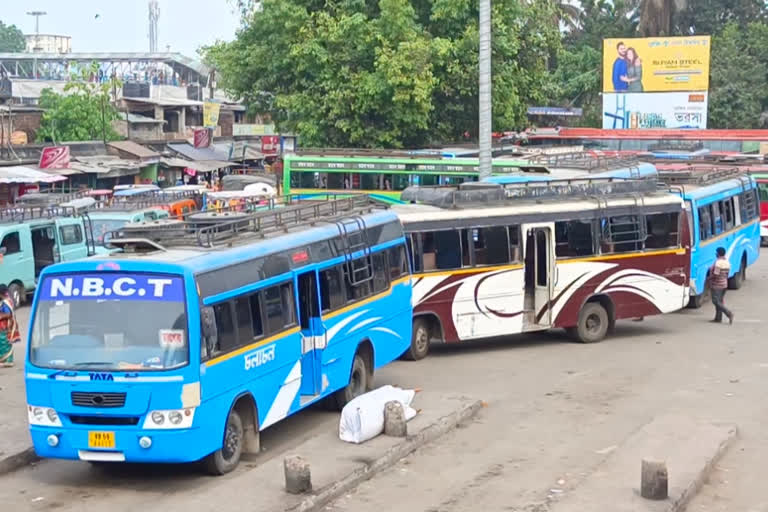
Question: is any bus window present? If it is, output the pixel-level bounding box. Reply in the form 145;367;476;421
431;231;462;270
758;182;768;202
344;261;373;300
711;202;723;234
388;245;408;278
602;216;643;253
392;174;409;190
697;206;713;240
472;226;510;265
320;266;345;312
554;220;594;258
508;226;521;262
1;231;21;254
248;293;264;337
646;213;680;249
372;252;389;293
234;296;254;343
326;173;344;190
213;303;236;353
263;283;295;335
720;199;735;231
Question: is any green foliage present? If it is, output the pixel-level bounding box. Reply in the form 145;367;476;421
206;0;560;147
708;22;768;128
37;63;122;143
0;21;25;52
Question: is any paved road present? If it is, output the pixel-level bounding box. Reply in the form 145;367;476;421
1;255;766;511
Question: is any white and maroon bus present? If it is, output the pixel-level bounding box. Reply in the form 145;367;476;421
395;179;691;360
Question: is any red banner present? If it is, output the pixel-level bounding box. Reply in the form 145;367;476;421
194;128;211;148
38;146;71;169
261;135;280;155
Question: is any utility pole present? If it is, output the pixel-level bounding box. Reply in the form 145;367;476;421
26;11;47;78
478;0;492;179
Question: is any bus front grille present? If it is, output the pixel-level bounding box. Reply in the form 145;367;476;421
69;415;140;426
71;392;127;408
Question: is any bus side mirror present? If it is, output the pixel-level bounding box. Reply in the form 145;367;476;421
200;306;218;356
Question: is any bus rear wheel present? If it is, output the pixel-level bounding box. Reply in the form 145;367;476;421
728;258;746;290
335;353;370;410
403;319;430;361
205;409;244;475
573;302;609;343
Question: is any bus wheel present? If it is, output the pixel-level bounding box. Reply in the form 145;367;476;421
205;409;244;476
403;319;430;361
8;283;24;307
728;258;746;290
335;353;369;410
574;302;609;343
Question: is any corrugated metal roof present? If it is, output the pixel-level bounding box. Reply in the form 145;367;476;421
107;141;160;160
167;143;230;162
118;112;166;124
160;158;233;173
0;166;68;184
123;96;203;107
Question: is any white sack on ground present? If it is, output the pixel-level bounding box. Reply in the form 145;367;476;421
339;385;418;444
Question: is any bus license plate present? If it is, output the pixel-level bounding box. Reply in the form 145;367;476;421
88;431;115;449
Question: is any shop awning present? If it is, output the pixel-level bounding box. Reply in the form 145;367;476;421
0;166;68;184
167;143;230;162
160;158;234;173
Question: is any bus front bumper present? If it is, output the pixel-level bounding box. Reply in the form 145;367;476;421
29;425;209;464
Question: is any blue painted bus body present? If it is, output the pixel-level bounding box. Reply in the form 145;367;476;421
25;209;412;466
673;175;760;299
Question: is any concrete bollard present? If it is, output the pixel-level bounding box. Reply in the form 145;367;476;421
284;455;312;494
640;459;668;500
383;401;407;437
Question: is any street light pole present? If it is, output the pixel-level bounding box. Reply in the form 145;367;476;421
478;0;492;179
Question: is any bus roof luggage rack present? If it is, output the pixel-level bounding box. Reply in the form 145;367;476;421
0;199;95;223
14;190;90;206
657;167;746;184
647;141;705;152
401;177;659;208
107;194;386;250
524;152;641;171
294;148;453;159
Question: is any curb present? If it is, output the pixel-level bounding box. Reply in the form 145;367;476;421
667;424;738;512
0;446;39;476
284;399;484;512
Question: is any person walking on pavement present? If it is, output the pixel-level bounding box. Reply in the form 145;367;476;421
0;284;20;367
710;247;734;325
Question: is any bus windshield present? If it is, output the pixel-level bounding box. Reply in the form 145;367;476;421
30;273;188;371
90;219;129;244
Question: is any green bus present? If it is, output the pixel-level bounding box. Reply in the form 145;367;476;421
283;152;533;204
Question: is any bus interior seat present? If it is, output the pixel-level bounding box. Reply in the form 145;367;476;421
423;252;436;270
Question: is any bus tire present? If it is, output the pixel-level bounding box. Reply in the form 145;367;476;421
8;283;24;307
335;353;369;410
205;408;244;476
574;302;609;343
728;258;746;290
403;318;430;361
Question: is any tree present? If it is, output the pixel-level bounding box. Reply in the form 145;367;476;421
0;21;25;52
37;64;122;143
206;0;560;147
708;22;768;128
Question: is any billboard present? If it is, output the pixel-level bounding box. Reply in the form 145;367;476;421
38;146;71;169
203;101;221;128
602;92;708;129
233;124;276;136
602;36;711;93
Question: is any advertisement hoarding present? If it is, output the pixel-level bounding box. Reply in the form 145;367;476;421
38;146;71;169
203;101;221;128
233;124;276;136
602;92;708;129
602;36;711;93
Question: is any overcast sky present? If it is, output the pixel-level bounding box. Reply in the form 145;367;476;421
2;0;240;58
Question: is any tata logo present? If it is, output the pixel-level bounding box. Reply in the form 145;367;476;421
89;373;114;381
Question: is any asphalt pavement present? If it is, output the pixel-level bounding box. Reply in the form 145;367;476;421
0;254;766;511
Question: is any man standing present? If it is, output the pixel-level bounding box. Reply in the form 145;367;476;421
709;247;734;324
612;42;629;92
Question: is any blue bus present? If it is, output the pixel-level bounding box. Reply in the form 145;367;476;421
660;170;761;308
24;196;412;474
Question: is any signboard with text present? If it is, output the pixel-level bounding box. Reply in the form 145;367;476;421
603;36;711;93
603;92;708;129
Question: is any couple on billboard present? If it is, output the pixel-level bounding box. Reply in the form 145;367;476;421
611;41;644;92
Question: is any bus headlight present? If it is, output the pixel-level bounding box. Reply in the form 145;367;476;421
27;405;62;427
142;409;195;430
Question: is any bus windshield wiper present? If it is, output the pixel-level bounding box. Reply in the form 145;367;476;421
73;362;115;367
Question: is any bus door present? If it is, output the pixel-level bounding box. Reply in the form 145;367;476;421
297;270;324;398
522;223;556;329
